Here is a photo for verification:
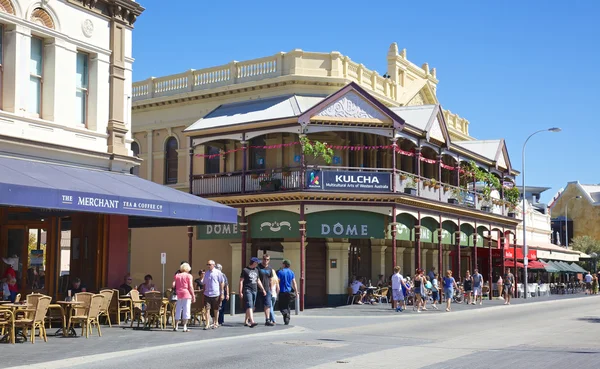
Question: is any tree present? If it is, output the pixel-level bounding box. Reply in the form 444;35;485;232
570;235;600;255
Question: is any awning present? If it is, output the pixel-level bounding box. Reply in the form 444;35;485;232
498;259;525;269
0;156;236;228
539;261;560;273
545;260;569;273
527;260;548;270
569;263;588;273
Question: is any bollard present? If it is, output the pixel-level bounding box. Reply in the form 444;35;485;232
295;295;300;315
230;292;236;316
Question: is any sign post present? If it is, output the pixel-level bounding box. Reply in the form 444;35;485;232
160;252;166;296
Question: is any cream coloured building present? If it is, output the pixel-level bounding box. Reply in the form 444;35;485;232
131;43;526;307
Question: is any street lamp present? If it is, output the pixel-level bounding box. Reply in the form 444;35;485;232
522;127;561;299
565;195;582;249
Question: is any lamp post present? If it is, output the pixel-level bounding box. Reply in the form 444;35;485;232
522;127;561;299
565;195;582;249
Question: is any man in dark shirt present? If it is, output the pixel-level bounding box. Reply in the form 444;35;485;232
277;259;298;325
119;274;133;296
257;254;274;326
239;257;266;328
70;277;87;295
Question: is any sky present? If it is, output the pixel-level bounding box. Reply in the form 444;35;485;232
131;0;599;204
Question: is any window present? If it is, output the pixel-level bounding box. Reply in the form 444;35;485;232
249;137;266;170
76;52;89;125
165;137;178;184
130;142;140;176
29;37;43;115
205;145;220;174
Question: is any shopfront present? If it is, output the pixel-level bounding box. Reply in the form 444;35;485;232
0;156;236;300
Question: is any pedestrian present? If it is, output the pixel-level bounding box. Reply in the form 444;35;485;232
428;267;436;282
472;269;483;305
258;254;274;326
277;259;298;325
202;260;224;330
463;270;473;305
413;269;425;312
269;269;279;324
443;270;458;312
239;257;266;328
216;264;229;326
431;273;440;310
391;266;409;312
584;271;593;295
592;274;598;295
172;262;195;332
504;268;515;305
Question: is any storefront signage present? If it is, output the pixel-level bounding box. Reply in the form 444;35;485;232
463;193;476;207
60;193;166;214
197;218;241;240
492;248;537;260
306;211;384;239
306;170;391;192
250;211;300;238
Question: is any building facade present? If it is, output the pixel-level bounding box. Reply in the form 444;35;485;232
131;44;525;307
550;182;600;245
0;0;235;300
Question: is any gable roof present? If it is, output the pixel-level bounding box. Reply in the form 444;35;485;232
452;139;513;172
391;104;450;147
184;94;326;133
298;82;405;129
401;81;439;106
549;182;600;209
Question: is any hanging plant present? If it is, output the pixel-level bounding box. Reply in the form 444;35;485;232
300;136;334;165
504;186;520;210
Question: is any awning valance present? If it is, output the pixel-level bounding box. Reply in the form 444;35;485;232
0;156;236;227
569;263;588;273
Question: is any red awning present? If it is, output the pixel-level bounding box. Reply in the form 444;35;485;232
527;260;547;270
496;259;525;268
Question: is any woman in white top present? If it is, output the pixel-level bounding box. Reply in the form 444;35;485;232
269;269;280;324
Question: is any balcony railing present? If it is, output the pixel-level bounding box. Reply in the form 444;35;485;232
192;166;514;216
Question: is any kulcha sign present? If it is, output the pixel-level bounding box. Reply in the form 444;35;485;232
306;170;391;192
250;211;300;238
306;211;385;239
197;218;241;240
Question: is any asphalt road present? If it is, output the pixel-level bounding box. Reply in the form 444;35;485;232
5;295;600;369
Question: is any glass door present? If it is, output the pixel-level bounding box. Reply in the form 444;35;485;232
2;225;47;293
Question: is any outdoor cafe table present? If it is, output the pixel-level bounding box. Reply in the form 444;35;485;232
55;301;84;337
0;303;31;343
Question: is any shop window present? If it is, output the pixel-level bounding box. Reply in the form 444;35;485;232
205;145;220;174
165;137;178;184
249;137;265;170
75;52;89;126
29;37;43;115
130;142;140;176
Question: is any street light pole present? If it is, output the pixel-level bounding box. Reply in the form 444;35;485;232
522;127;561;299
565;196;582;249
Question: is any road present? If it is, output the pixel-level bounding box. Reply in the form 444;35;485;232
5;295;600;369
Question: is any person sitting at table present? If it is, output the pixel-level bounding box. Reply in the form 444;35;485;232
195;270;205;290
71;277;87;294
376;274;386;288
350;277;366;304
119;274;133;296
138;274;155;295
2;257;18;302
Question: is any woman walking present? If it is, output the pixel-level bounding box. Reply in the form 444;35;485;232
443;270;458;312
413;269;426;312
463;271;473;305
172;262;196;332
269;269;280;324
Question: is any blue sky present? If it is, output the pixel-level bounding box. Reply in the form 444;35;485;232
132;0;599;203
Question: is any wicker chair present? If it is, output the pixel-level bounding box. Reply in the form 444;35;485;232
68;294;104;338
109;289;131;325
14;295;51;344
143;291;166;330
129;290;144;328
98;289;114;327
189;292;205;326
0;309;15;344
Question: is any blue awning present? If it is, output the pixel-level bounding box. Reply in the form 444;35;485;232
0;156;236;227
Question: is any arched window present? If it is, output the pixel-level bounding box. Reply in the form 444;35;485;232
130;142;140;176
165;137;178;184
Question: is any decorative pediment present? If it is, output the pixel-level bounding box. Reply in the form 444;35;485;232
406;83;438;106
407;92;426;106
0;0;15;15
314;91;388;121
298;82;405;129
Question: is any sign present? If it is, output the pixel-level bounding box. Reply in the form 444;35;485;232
197;218;241;239
250;211;300;238
306;170;391;192
306;211;385;239
492;248;537;260
30;250;44;266
463;192;476;207
503;181;514;189
160;252;166;265
60;193;166;215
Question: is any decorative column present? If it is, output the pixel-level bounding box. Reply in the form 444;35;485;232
513;232;518;298
300;133;307;189
241;140;247;193
406;248;415;276
391;205;397;269
415;212;422;270
187;227;193;266
326;242;350;306
488;226;493;300
501;231;506;276
391;138;398;192
370;241;387;282
240;207;247;269
472;231;478;272
437;154;443;201
437;215;443;279
456;155;461;187
230;243;243;293
454;228;461;280
415;147;422;196
299;204;307;311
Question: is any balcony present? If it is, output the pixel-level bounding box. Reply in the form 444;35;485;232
192;166;516;217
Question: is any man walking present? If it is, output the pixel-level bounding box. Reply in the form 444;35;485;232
239;257;266;328
258;254;274;326
428;267;436;282
584;271;593;294
391;266;409;312
277;259;298;325
216;263;229;325
472;268;483;305
504;268;515;305
202;260;224;329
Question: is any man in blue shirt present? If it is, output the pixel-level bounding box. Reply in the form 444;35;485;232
276;259;298;325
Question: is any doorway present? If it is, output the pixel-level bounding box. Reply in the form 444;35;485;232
2;225;48;293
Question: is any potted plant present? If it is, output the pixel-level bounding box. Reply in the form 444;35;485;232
443;185;450;193
400;173;408;181
448;187;462;204
424;179;432;188
404;175;417;195
251;172;260;179
432;179;440;190
258;171;281;192
505;186;520;217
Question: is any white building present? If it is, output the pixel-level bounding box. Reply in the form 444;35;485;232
0;0;143;171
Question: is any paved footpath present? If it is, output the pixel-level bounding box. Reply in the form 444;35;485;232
4;293;600;369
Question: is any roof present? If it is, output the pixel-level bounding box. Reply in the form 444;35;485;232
453;139;513;172
184;94;326;133
390;105;437;131
548;182;600;209
529;241;581;255
0;155;236;228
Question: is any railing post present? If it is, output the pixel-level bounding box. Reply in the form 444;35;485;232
437;154;443;201
391;138;397;192
415;147;422;196
186;69;195;92
229;61;238;84
148;77;155;98
241;140;247;194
